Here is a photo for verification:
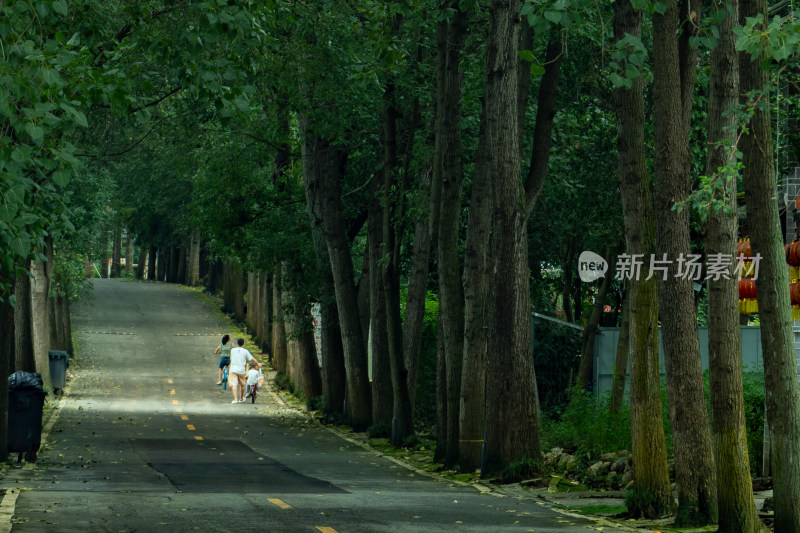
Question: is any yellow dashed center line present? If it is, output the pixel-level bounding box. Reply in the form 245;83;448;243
315;527;339;533
172;400;179;405
267;498;293;510
180;415;189;421
168;379;173;385
194;436;203;441
186;424;196;431
169;389;175;395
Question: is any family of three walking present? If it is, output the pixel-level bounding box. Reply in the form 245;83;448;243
214;335;264;403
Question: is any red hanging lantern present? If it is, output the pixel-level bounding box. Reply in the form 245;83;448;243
738;279;757;300
738;239;752;258
791;282;800;306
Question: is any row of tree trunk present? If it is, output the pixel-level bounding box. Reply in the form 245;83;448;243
0;239;76;462
613;0;798;530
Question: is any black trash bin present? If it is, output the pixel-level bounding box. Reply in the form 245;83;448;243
8;371;47;463
48;350;70;394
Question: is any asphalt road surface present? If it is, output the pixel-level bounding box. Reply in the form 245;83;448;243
1;279;599;533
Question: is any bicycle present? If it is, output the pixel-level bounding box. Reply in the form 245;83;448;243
245;383;258;403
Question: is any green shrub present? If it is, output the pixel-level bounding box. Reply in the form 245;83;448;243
742;369;765;475
274;372;294;393
367;421;391;439
401;434;420;449
542;387;632;461
307;395;325;412
501;457;543;484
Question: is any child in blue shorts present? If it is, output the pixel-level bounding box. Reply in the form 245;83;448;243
215;334;233;385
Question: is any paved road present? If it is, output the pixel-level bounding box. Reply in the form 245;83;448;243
1;279;598;533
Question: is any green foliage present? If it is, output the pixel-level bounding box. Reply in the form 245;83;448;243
367;421;391;439
274;372;294;393
742;369;765;475
532;322;581;409
735;13;800;63
307;395;325;412
608;33;649;89
541;388;632;461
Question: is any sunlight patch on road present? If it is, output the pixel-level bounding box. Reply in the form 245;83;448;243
267;498;293;509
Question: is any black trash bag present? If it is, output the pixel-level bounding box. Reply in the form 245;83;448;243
9;371;47;394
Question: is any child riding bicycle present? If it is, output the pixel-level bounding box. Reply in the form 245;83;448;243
245;360;264;400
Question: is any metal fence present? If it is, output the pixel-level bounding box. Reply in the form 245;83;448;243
591;325;765;395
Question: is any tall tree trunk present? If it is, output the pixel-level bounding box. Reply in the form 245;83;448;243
260;273;272;351
613;0;674;517
368;227;393;427
652;1;718;525
705;3;764;529
524;36;564;211
740;0;800;528
0;297;12;462
367;135;392;427
147;245;157;281
157;249;166;282
303;129;347;419
223;261;235;314
282;277;301;387
58;295;73;355
482;0;541;475
247;272;257;333
577;249;617;389
382;80;414;445
434;324;447;464
136;244;147;279
301;126;372;431
608;291;630;414
111;219;122;278
30;245;53;386
434;2;468;468
308;220;347;419
136;243;147;279
562;238;576;323
288;274;323;408
99;224;109;278
176;243;187;285
187;231;200;286
14;260;35;372
459;32;500;471
403;158;434;412
232;262;244;320
125;229;134;277
272;267;288;376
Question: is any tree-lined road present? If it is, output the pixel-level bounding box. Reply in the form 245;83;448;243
1;279;595;532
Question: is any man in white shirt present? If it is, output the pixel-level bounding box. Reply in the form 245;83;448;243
229;338;262;403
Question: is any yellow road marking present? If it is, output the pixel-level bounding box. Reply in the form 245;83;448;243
194;436;203;441
186;424;196;431
181;415;189;421
176;409;183;413
168;379;173;384
169;389;175;395
315;527;339;533
172;400;179;405
267;498;293;510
